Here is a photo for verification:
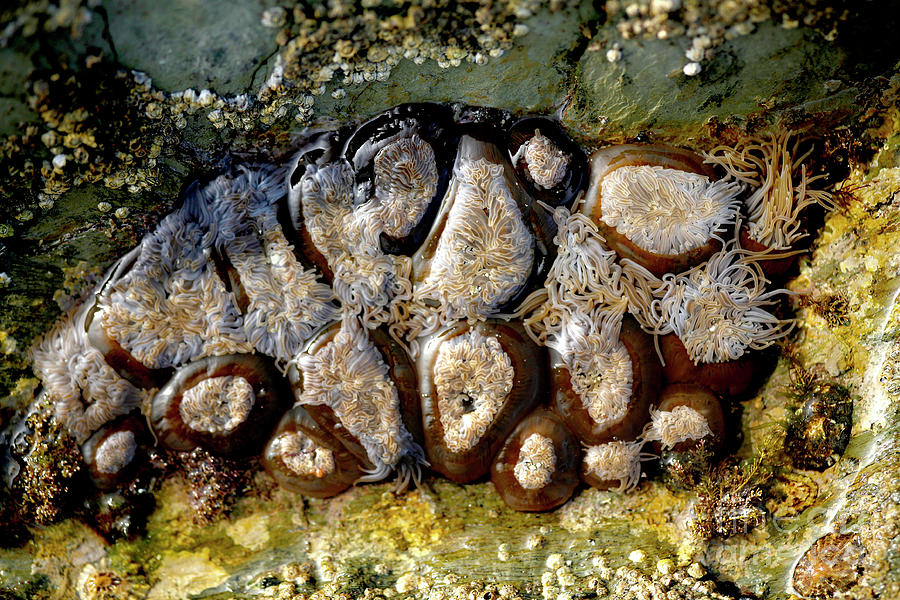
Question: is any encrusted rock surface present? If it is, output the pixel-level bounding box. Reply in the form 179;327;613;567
1;1;900;599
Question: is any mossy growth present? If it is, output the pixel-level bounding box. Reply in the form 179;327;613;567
798;290;852;329
691;446;780;540
6;396;83;526
175;447;251;524
659;438;717;492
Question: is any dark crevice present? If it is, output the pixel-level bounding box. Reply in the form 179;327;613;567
93;5;119;64
245;45;281;96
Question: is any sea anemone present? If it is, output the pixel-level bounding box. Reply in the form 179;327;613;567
291;313;426;486
704;131;834;252
417;320;545;482
290;159;414;328
150;354;290;456
632;239;794;365
80;415;147;490
491;409;580;511
209;166;339;365
262;404;366;497
16;103;835;519
32;314;147;444
580;440;648;492
407;136;539;342
582;144;743;276
645;383;724;453
506;117;588;207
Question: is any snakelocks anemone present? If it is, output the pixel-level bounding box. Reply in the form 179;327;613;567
16;103;833;516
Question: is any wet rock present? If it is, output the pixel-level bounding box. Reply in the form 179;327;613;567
564;21;846;138
104;0;279;94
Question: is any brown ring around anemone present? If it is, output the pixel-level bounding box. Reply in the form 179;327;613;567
552;315;662;445
659;333;759;398
581;144;743;278
491;408;580;511
150;354;290;457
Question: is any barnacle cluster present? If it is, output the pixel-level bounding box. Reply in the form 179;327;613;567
598;0;850;76
2;102;835;526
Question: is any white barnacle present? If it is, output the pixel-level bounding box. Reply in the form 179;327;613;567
301;162;413;327
583;440;646;492
704;131;833;250
645;405;712;450
268;431;336;478
432;328;515;453
512;129;570;189
373;134;438;238
415;154;534;325
600;165;742;255
295;314;424;481
180;375;255;434
654;242;793;364
211;166;339;364
514;433;557;490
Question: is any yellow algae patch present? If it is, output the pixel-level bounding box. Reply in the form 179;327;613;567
146;549;228;600
346;490;455;554
225;513;270;551
0;330;17;355
791;167;900;379
560;482;690;540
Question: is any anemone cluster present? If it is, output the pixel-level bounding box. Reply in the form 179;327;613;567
19;103;830;514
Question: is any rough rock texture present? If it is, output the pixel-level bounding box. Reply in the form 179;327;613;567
1;1;900;598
